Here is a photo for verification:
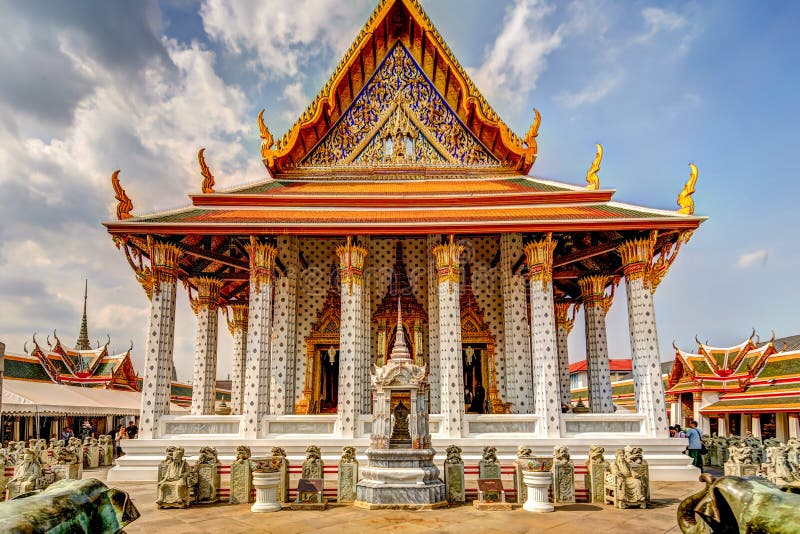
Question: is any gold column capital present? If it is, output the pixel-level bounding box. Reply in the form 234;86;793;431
247;237;278;291
137;237;183;300
523;233;556;290
226;303;249;336
618;231;692;293
189;276;223;315
554;299;580;336
432;234;464;289
336;236;368;294
578;274;619;314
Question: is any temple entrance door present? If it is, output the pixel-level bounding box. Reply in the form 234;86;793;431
317;347;339;413
463;344;488;413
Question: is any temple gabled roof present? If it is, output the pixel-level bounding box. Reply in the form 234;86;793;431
263;0;536;175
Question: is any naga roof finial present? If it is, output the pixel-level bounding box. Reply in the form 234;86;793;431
677;163;698;214
258;109;277;167
585;143;602;190
198;148;215;194
111;170;133;220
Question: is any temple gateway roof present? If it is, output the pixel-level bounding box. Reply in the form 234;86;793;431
104;0;705;302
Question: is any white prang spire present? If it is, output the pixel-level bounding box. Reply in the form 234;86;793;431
388;295;411;362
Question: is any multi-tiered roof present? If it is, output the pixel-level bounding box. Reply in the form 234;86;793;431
105;0;704;303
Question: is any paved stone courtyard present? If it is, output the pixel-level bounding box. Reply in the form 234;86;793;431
90;469;701;533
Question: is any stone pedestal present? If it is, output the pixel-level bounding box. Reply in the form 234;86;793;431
355;448;446;509
522;471;554;513
338;460;358;503
444;462;465;504
53;463;81;481
585;447;609;504
195;464;220;504
230;453;253;505
251;471;281;513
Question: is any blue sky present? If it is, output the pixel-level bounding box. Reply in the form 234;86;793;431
0;0;797;381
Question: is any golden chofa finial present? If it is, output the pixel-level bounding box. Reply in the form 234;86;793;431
111;170;133;220
198;148;215;194
677;163;698;214
524;108;541;146
585;143;602;190
257;108;276;159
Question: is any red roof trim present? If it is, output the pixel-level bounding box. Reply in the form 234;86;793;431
569;359;632;373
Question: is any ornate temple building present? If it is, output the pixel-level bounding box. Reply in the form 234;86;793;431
102;0;705;481
668;333;800;441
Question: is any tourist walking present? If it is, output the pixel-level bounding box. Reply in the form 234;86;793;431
686;420;703;472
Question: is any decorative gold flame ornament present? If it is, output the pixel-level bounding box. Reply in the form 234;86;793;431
198;148;215;194
257;109;277;167
111;170;133;220
677;163;698;214
618;230;693;294
522;108;541;169
523;233;557;290
585;144;602;190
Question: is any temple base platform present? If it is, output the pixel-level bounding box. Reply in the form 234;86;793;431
354;447;446;509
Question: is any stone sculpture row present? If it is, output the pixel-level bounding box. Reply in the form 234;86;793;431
1;437;89;500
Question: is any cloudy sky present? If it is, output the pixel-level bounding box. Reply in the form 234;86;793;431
1;0;798;383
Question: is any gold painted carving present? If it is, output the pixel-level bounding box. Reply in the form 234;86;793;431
554;300;580;336
523;233;556;290
111;170;133;220
618;231;693;293
258;109;277;168
247;237;278;292
132;237;182;301
677;163;698;215
336;236;368;295
226;303;249;336
522;108;541;169
585;144;602;190
432;234;464;291
198;148;215;194
188;276;223;315
578;274;619;314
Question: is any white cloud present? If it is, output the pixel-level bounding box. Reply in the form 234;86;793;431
635;7;687;43
199;0;372;79
555;71;624;109
279;82;309;122
737;250;769;269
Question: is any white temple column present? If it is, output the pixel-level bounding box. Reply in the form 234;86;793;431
137;241;182;439
241;239;278;438
360;236;372;415
578;275;615;413
693;392;702;425
669;397;682;427
751;413;761;438
432;236;465;438
776;412;788;442
618;237;669;437
336;237;368;438
226;303;248;415
500;233;533;414
554;300;578;411
789;414;800;439
524;234;561;437
426;234;442;414
270;236;299;415
718;416;727;437
190;277;222;415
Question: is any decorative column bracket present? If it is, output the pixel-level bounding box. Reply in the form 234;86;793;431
618;230;692;294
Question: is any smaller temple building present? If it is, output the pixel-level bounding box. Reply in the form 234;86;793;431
667;333;800;440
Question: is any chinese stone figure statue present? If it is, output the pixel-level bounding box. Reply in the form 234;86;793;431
605;448;647;509
479;446;501;480
229;445;253;505
157;446;177;483
193;446;220;504
156;447;192;509
338;446;358;503
552;446;575;504
271;447;290;503
444;445;465;504
585;445;609;504
98;435;113;466
762;446;799;486
53;443;81;481
724;439;758;477
86;438;100;469
6;448;45;499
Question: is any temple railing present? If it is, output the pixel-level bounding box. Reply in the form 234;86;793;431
261;415;338;438
559;413;647;437
463;413;539;437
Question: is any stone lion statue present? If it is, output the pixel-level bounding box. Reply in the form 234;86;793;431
271;446;287;458
195;446;219;465
624;446;644;464
233;446;251;465
554;445;571;463
340;446;356;463
445;445;463;464
481;445;499;465
589;445;606;463
516;445;533;459
306;445;321;460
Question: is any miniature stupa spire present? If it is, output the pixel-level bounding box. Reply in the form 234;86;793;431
75;279;91;350
388;295;411;362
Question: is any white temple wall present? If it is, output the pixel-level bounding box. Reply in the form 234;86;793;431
461;235;506;400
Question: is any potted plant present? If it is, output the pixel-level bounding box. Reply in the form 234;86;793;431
522;457;554;512
250;457;282;513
